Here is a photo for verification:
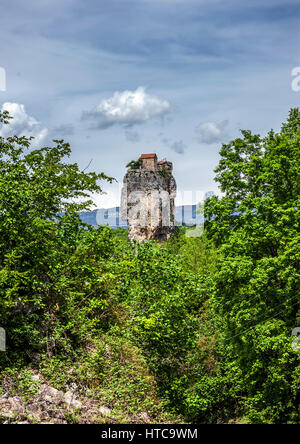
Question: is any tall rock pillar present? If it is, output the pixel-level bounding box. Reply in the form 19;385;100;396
121;154;177;242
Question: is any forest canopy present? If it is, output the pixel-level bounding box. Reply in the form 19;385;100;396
0;108;299;424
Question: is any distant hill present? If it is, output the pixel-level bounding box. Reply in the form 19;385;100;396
79;205;203;228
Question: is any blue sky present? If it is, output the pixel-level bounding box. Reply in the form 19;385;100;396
1;0;300;206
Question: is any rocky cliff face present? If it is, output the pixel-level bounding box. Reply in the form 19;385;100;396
121;158;177;242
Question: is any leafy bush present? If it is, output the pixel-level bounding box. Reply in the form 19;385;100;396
0;109;114;366
126;158;142;169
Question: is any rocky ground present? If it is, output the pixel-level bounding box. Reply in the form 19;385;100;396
0;373;152;424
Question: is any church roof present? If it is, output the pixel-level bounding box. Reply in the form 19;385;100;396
140;153;157;159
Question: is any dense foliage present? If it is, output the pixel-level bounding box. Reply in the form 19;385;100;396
204;108;300;423
0;109;299;423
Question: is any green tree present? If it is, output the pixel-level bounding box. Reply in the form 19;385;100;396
205;108;300;423
126;158;142;169
0;110;114;364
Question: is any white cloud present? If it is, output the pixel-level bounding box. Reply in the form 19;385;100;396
0;102;48;147
196;120;228;144
82;86;171;129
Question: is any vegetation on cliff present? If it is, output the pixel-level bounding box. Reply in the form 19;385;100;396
126;158;142;170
